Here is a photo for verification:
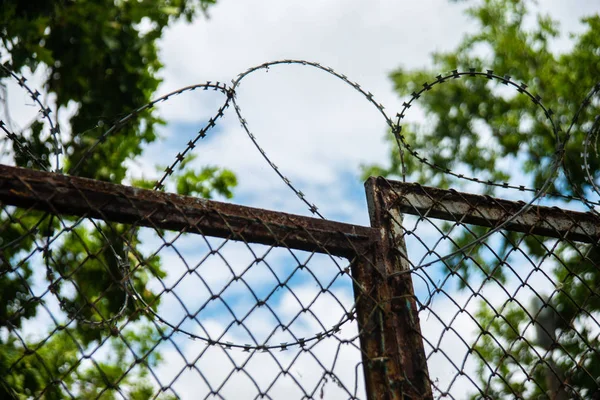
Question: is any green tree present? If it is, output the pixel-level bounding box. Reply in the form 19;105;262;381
365;0;600;398
1;1;236;398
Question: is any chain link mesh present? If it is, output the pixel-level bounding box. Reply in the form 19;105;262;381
378;178;600;399
1;59;599;399
0;166;376;399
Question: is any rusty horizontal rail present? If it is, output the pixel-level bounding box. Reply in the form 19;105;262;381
0;165;377;257
379;178;600;244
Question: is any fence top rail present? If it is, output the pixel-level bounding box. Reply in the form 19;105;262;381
375;177;600;244
0;164;377;257
5;164;598;258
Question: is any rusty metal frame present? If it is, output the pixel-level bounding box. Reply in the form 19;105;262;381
352;177;433;400
381;179;600;244
5;165;599;399
0;164;377;257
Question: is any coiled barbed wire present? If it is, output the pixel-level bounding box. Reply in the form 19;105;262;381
390;69;562;271
230;59;397;219
564;82;600;215
2;60;599;352
0;63;62;172
43;216;132;329
67;81;233;179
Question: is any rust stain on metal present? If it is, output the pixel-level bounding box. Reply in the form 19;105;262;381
0;164;378;257
354;177;433;400
382;179;600;244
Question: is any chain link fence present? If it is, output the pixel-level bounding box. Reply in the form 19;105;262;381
378;177;600;399
1;59;600;399
0;164;377;399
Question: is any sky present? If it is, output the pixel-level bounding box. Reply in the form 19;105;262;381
3;0;600;399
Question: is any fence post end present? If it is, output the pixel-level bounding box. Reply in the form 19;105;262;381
355;176;433;400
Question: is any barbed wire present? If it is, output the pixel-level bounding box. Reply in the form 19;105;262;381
1;59;599;399
230;59;396;220
567;82;600;215
0;62;62;171
3;60;600;213
2;59;600;335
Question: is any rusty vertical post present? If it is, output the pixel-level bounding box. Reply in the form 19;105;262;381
352;177;432;399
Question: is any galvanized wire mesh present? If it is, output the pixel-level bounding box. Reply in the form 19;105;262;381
378;178;600;399
1;59;387;400
1;59;600;399
0;165;374;399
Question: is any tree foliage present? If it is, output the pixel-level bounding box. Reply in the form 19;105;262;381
1;0;238;398
366;0;600;397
